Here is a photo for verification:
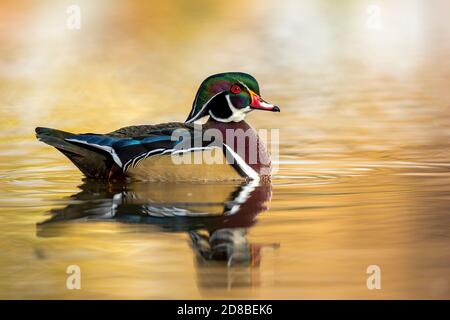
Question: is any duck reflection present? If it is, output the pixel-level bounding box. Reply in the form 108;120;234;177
37;180;277;281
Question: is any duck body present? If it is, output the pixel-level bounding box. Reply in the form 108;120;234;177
36;72;279;182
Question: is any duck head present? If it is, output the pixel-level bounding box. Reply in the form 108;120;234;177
185;72;280;123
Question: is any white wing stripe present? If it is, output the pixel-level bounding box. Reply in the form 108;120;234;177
65;138;123;168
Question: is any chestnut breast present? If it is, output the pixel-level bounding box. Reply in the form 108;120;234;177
205;119;272;176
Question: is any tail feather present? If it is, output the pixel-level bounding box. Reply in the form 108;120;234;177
35;127;114;178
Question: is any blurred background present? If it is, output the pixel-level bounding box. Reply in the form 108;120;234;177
0;0;449;299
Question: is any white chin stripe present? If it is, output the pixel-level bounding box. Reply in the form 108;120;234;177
209;95;250;123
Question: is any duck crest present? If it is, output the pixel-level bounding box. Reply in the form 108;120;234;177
187;72;260;123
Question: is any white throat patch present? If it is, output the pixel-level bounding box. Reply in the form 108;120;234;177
209;94;251;123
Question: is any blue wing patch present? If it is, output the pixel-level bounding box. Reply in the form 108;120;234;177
65;134;180;170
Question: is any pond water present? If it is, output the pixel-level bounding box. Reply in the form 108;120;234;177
0;0;449;299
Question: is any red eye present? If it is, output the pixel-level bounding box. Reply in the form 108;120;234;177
230;84;241;94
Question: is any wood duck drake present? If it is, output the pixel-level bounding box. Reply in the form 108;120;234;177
36;72;280;182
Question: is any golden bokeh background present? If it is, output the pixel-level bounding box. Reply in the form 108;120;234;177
0;0;449;299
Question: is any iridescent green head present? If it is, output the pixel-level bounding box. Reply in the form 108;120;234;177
185;72;279;123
